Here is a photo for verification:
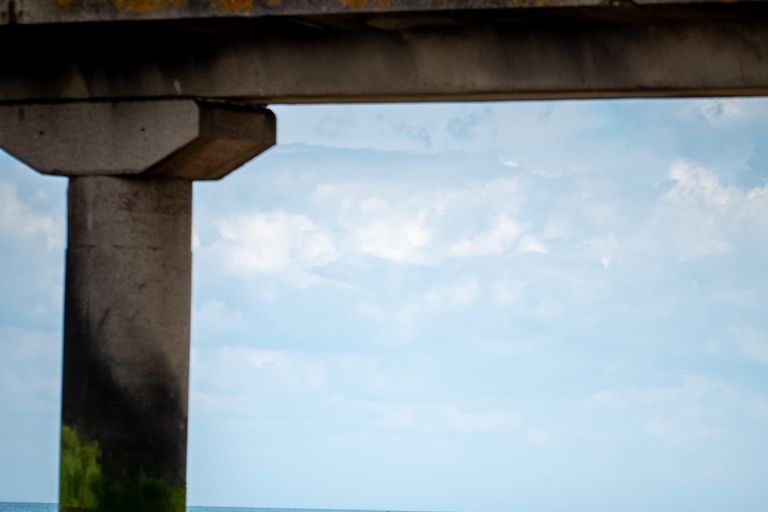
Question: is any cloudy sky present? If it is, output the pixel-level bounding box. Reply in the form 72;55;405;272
2;98;768;512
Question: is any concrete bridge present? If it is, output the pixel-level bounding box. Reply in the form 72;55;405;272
1;1;767;510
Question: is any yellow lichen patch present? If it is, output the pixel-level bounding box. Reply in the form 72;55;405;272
57;0;77;7
114;0;185;12
267;0;282;5
340;0;368;11
220;0;253;10
114;0;157;12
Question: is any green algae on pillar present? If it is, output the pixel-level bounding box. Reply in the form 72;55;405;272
60;425;185;512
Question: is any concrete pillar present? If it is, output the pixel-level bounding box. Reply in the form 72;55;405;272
0;100;276;512
61;176;192;512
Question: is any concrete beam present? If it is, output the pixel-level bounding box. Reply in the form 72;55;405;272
0;101;276;180
3;0;767;25
2;16;768;104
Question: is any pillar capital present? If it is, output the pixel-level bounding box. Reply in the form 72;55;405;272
0;100;276;180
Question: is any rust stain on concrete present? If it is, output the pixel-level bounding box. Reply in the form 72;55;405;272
340;0;368;10
113;0;185;13
338;0;392;10
114;0;158;12
219;0;253;10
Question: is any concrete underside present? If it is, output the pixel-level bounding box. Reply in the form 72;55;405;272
3;4;768;104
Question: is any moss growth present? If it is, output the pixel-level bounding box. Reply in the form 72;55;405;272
60;425;103;511
97;472;186;512
59;425;185;512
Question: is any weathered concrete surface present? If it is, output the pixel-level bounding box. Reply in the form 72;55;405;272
2;13;768;104
0;101;276;180
60;176;191;512
2;0;766;25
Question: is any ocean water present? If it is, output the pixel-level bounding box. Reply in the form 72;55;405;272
0;506;56;512
0;505;400;512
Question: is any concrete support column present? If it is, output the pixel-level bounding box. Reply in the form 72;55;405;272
61;176;192;512
0;100;276;512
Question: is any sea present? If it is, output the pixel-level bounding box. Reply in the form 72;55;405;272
0;505;404;512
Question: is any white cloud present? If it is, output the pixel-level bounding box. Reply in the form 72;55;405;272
192;346;328;414
542;216;574;241
581;234;618;268
354;219;433;265
355;301;388;323
340;194;442;265
192;346;444;419
517;235;549;254
0;368;59;408
633;160;768;261
336;354;396;393
429;406;520;436
644;416;714;444
2;330;61;362
531;296;561;320
687;99;747;124
315;177;527;266
491;280;526;305
530;168;563;179
526;428;558;448
0;181;64;251
276;101;604;155
654;161;734;259
238;348;290;369
495;153;520;169
326;395;521;437
212;211;338;287
571;376;736;444
452;279;481;305
403;215;433;249
572;390;626;412
633;160;759;260
195;300;243;326
393;280;480;335
450;214;523;257
0;329;61;411
473;338;536;356
573;376;733;411
664;160;735;210
359;197;391;214
731;328;768;364
749;393;768;422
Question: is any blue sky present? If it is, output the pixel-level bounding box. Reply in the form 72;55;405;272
2;98;768;512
